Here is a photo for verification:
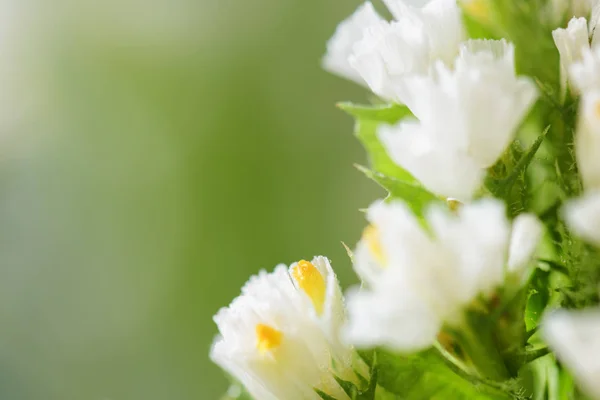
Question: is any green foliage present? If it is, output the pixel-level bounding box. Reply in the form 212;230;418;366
339;102;438;214
375;348;513;400
338;102;416;183
487;127;548;200
355;165;439;214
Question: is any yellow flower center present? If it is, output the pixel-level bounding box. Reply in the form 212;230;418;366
256;324;283;354
292;260;326;315
363;225;386;266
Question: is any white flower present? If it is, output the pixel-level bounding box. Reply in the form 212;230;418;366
350;0;464;104
547;0;596;25
575;91;600;190
322;2;383;85
379;39;538;200
349;19;430;102
382;0;465;67
571;46;600;93
508;214;545;282
323;0;464;104
211;257;364;400
543;309;600;400
345;199;542;351
564;92;600;243
565;191;600;244
553;17;590;94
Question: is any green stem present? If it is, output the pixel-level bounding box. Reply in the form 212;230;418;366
524;346;551;363
523;326;538;344
456;319;510;382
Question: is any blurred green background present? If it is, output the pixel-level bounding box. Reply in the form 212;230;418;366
0;0;382;398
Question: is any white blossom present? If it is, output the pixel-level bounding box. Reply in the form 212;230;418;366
322;2;383;85
211;257;364;400
379;39;538;200
345;199;542;351
575;90;600;189
565;191;600;244
323;0;464;104
508;213;545;282
565;91;600;244
547;0;596;26
350;0;464;104
571;46;600;93
543;309;600;400
553;17;590;94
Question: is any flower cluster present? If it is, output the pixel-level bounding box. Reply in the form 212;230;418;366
212;1;600;399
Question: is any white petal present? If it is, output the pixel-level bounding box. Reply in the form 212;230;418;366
420;0;467;65
379;120;485;200
427;199;510;302
591;0;600;46
354;200;435;283
455;39;538;167
553;17;590;94
576;91;600;190
571;46;600;92
383;0;465;66
349;0;464;103
507;213;544;279
565;190;600;244
349;19;429;101
543;310;600;400
344;277;442;351
323;2;383;85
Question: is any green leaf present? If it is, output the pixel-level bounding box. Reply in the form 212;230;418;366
487;127;548;198
315;389;338;400
334;376;359;399
338;102;417;183
337;102;413;124
375;349;513;400
357;349;375;369
356;165;439;215
525;269;550;331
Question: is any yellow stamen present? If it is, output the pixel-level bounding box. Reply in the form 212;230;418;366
292;260;326;315
256;324;283;354
363;225;386;266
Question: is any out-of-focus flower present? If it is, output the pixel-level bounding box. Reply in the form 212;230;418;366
211;257;364;400
379;39;537;200
565;91;600;243
345;199;542;351
323;0;465;105
322;2;383;85
571;46;600;93
575;91;600;190
543;309;600;400
553;17;590;94
547;0;597;26
508;214;545;282
565;192;600;243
